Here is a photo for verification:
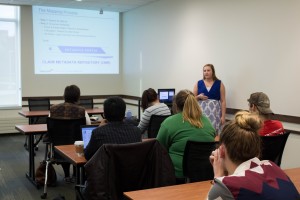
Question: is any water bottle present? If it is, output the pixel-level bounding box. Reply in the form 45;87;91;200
126;109;132;119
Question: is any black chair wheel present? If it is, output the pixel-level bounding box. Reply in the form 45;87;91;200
40;193;47;199
35;146;39;151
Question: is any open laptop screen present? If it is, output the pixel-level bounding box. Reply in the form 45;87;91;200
81;125;98;149
157;88;175;106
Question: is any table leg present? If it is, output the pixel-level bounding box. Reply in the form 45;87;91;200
75;165;85;185
26;134;40;188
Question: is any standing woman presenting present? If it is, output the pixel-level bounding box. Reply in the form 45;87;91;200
193;64;226;134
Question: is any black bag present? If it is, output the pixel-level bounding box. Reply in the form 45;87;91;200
35;160;57;186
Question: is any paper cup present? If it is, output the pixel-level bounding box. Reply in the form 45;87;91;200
74;141;84;157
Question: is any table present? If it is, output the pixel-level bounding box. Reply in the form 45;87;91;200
15;124;47;188
54;145;87;185
54;139;154;185
18;107;104;151
284;167;300;191
125;180;211;200
124;167;300;200
18;107;104;118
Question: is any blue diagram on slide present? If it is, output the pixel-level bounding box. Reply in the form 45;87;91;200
58;46;106;54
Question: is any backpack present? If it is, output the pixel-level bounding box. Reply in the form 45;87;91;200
35;160;57;186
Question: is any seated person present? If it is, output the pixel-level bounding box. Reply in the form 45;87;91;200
156;89;215;183
50;85;91;125
248;92;284;136
84;96;142;160
138;88;171;134
208;111;299;200
49;84;91;183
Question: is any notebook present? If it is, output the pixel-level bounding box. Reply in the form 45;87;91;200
81;125;98;149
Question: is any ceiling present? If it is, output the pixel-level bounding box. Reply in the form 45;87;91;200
0;0;159;13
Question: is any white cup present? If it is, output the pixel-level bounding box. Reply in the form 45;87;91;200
74;141;84;157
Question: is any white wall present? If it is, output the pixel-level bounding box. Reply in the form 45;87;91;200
281;133;300;169
122;0;300;117
122;0;300;168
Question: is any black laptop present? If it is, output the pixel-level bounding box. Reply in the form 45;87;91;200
157;88;175;106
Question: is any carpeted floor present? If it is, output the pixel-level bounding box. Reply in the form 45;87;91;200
0;133;76;200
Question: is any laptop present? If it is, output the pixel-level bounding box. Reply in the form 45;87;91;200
157;88;175;106
81;125;98;149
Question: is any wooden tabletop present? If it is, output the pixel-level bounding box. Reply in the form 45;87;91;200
124;167;300;200
54;140;152;166
18;107;104;118
124;180;212;200
15;124;47;135
54;144;87;166
18;110;49;118
284;167;300;191
85;108;104;115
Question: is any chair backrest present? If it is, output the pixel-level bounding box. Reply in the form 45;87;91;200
47;117;86;147
182;141;218;182
28;98;50;124
28;98;51;111
260;131;291;167
79;98;94;109
147;115;170;138
84;140;176;200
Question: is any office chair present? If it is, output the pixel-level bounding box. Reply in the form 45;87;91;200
79;98;94;109
24;98;51;151
147;115;171;138
260;131;291;167
182;141;219;183
76;140;176;200
41;117;86;199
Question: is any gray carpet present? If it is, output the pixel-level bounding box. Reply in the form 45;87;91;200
0;133;76;200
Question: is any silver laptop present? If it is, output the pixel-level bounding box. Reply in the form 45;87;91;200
81;125;98;149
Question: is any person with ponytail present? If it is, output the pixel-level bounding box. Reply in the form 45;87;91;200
156;89;215;182
137;88;171;135
208;111;299;200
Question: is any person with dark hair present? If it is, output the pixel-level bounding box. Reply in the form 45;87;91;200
138;88;171;135
50;85;91;125
48;84;91;183
208;111;299;200
248;92;284;136
193;64;226;134
84;96;141;160
156;89;215;182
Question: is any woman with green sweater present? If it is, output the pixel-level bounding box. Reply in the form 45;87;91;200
157;89;215;182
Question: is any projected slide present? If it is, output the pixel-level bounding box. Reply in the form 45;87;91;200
32;6;119;74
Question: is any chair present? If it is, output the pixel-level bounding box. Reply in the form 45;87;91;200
41;117;86;199
147;115;171;138
24;98;51;150
79;98;94;109
76;140;176;200
182;141;219;183
260;131;291;167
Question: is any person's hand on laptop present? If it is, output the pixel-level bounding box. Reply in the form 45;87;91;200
99;119;108;127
